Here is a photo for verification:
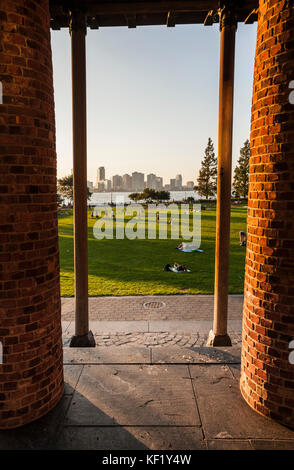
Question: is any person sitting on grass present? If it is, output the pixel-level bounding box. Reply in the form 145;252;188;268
239;231;247;246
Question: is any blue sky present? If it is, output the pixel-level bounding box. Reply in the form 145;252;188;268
51;22;257;186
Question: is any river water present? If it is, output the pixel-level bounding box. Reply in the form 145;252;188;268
88;191;197;205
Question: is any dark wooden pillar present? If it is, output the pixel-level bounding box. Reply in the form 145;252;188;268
207;2;236;346
69;10;95;347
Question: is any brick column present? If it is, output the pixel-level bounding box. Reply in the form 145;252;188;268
241;0;294;427
0;0;63;428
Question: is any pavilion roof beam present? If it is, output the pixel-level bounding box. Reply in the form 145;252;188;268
49;0;259;28
126;13;137;28
88;15;100;28
203;9;214;25
244;8;258;24
166;10;176;27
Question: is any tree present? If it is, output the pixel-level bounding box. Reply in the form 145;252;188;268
233;139;250;198
194;138;217;200
57;193;64;207
140;188;157;202
129;192;140;202
129;189;170;203
155;190;170;202
186;196;195;204
57;174;92;202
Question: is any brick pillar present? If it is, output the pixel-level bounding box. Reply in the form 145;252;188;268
0;0;63;428
241;0;294;427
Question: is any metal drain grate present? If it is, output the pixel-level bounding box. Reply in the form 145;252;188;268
143;301;166;309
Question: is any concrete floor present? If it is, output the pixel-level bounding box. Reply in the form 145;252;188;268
1;296;294;450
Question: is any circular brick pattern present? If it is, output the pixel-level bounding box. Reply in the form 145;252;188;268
89;332;242;348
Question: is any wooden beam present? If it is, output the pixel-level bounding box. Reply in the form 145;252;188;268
50;0;259;27
167;10;176;27
207;3;236;347
244;8;258;24
126;13;137;27
66;1;221;16
50;18;61;29
69;10;95;347
204;9;214;25
88;15;100;29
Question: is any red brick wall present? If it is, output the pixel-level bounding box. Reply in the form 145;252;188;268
0;0;63;428
241;0;294;427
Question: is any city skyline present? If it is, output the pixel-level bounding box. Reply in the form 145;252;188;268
90;166;194;192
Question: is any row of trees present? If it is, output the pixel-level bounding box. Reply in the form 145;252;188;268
129;188;171;203
195;138;250;199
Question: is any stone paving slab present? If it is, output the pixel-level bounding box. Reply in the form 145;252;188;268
2;343;294;450
250;440;294;450
189;365;294;440
63;346;151;364
151;346;241;364
149;320;242;333
65;364;201;427
53;426;205;450
61;295;244;322
63;345;241;365
64;365;83;394
149;321;213;333
207;439;253;450
0;396;71;450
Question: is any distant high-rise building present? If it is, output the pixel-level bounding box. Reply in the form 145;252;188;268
132;172;144;191
122;174;132;191
147;173;157;189
98;166;105;181
186;181;194;189
111;175;122;191
155;177;163;190
97;181;105;191
170;179;176;190
175;174;182;189
105;179;111;191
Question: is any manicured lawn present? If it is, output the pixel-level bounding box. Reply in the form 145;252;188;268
58;205;247;296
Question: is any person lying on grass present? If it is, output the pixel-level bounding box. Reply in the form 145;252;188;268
176;242;203;253
164;263;191;273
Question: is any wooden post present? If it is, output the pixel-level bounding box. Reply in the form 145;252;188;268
69;10;95;347
207;3;236;346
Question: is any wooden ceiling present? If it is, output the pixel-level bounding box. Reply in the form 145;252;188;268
49;0;259;29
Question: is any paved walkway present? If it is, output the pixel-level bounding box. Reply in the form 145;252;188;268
2;296;293;450
62;295;243;347
1;345;294;450
61;295;244;321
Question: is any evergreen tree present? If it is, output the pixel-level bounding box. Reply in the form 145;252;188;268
194;138;217;199
233;139;250;198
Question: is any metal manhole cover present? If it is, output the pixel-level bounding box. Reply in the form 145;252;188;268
143;301;166;309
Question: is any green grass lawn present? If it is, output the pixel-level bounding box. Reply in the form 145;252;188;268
58;205;247;296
